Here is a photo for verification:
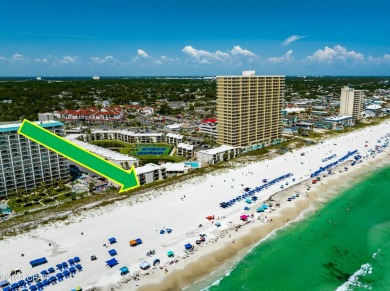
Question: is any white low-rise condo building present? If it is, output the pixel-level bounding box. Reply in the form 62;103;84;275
176;143;194;159
91;130;164;143
0;120;69;198
196;145;240;165
65;134;139;170
135;163;167;185
166;133;183;146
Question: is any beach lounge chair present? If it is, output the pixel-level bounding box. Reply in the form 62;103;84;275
75;264;82;271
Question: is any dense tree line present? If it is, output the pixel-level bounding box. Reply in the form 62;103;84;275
0;76;388;122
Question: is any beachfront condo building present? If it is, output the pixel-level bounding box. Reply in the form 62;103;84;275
0;120;69;198
339;86;364;120
216;71;285;147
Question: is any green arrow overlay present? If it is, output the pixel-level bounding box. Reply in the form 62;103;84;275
18;119;139;193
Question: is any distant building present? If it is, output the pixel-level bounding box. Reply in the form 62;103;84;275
198;118;218;136
166;133;183;145
322;116;354;128
339;86;364;120
176;143;194;159
196;145;240;165
91;130;163;143
217;71;284;147
0;120;69;198
38;113;55;121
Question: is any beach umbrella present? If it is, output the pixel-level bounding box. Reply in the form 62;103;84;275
29;286;37;291
75;264;82;270
11;283;19;289
75;287;82;291
160;229;165;234
61;262;68;268
73;257;81;263
166;228;172;233
215;222;221;227
56;273;64;279
42;279;50;286
245;199;252;204
56;263;62;270
153;259;160;266
68;258;74;265
49;276;57;282
62;270;70;277
244;206;250;210
69;267;76;273
167;251;174;257
40;270;48;275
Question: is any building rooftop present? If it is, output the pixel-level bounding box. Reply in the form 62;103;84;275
323;116;353;122
177;143;194;150
134;163;163;175
166;132;183;139
197;145;236;155
0;120;64;133
65;134;138;162
162;162;188;172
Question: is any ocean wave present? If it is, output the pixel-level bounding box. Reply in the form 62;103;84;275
336;263;373;291
372;248;381;259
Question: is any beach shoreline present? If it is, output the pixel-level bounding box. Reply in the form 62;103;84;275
0;122;389;291
135;153;390;291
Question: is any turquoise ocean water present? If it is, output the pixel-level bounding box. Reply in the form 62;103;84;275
205;165;390;291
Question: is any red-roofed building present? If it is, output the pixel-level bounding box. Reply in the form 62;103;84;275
199;118;218;136
57;106;125;123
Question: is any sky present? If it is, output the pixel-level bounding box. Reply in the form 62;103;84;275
0;0;389;76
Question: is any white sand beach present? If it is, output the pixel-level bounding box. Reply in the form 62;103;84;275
1;121;390;291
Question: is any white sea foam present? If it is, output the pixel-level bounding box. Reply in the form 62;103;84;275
372;248;381;259
336;263;373;291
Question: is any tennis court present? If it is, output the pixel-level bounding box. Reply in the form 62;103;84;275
131;145;172;156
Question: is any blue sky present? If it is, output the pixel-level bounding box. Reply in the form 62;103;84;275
0;0;389;76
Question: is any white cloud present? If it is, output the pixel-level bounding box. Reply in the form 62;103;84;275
59;56;79;64
0;56;6;61
182;45;258;64
137;49;149;59
283;35;307;46
11;53;25;61
34;58;49;63
153;55;180;65
230;46;256;57
132;49;151;62
306;45;364;63
268;50;294;63
367;54;390;64
91;55;115;64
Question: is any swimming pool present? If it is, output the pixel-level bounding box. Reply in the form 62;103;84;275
184;162;200;168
